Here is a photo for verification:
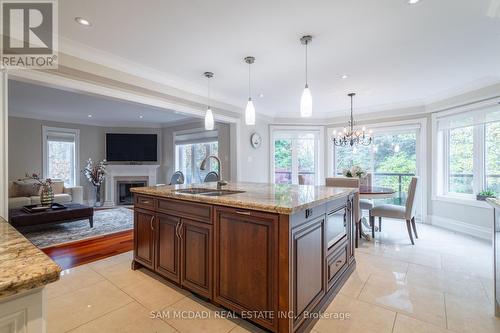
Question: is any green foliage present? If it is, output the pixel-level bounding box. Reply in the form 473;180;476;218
478;190;496;197
274;139;291;171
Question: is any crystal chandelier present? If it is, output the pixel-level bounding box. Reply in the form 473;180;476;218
332;93;372;147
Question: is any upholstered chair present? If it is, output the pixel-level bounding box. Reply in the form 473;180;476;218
169;171;185;185
204;171;219;182
369;177;418;244
325;177;360;247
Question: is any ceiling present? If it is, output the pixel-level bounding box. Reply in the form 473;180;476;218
58;0;500;119
8;80;192;127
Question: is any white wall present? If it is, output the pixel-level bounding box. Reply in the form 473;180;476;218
238;114;271;183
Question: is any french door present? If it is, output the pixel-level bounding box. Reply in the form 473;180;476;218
272;129;321;185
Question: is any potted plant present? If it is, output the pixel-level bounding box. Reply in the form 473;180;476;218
477;190;497;201
83;159;106;207
25;173;53;206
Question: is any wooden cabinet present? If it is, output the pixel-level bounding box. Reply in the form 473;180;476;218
180;219;212;298
214;206;279;332
133;193;356;333
133;199;212;298
134;208;155;269
155;214;181;283
291;216;325;329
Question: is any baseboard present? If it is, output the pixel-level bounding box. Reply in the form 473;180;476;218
428;215;491;240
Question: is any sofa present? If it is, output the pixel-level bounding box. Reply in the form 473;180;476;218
8;179;84;209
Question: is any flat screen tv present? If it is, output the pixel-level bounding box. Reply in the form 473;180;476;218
106;133;158;162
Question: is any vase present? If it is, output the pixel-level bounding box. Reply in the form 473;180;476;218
95;185;102;207
40;185;54;206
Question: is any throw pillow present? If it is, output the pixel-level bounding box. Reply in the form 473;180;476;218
12;180;40;197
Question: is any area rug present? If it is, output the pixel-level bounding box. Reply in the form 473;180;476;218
18;207;133;249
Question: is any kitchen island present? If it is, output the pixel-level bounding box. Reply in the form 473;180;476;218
130;182;356;333
0;217;61;332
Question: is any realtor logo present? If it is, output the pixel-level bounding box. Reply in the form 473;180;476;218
1;0;58;68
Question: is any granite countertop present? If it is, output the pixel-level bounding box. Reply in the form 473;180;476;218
130;182;356;214
487;198;500;209
0;218;61;298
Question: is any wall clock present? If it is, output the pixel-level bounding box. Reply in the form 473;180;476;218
250;132;262;149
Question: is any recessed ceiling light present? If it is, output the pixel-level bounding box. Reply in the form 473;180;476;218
341;74;348;79
259;93;264;98
87;114;92;118
408;0;420;4
75;17;92;26
139;115;143;119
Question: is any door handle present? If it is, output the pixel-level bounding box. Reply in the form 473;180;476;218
235;210;251;215
150;216;154;231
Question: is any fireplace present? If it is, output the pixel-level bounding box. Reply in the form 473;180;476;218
116;180;147;205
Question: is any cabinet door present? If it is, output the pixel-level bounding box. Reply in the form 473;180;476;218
214;207;279;332
291;216;325;329
134;209;155;269
180;218;212;298
156;214;181;283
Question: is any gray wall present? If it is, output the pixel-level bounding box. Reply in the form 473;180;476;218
9;117;234;201
8;116;162;201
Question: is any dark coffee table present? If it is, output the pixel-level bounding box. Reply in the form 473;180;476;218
9;203;94;228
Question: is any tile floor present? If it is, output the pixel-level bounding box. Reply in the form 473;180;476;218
46;219;500;333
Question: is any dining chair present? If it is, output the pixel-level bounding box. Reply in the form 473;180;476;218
298;175;306;185
204;171;219;182
358;173;375;223
169;171;185;185
369;177;418;245
325;177;360;247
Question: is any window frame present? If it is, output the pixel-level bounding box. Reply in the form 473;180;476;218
432;102;500;207
269;125;324;185
175;140;219;184
173;127;220;185
42;126;80;187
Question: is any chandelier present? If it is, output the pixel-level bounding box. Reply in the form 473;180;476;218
332;93;372;147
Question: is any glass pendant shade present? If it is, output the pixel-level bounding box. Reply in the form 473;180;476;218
245;98;255;125
205;107;214;130
300;84;312;118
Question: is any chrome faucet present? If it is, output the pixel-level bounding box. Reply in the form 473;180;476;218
200;155;228;190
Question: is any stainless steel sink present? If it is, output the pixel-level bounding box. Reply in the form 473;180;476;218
175;188;214;194
199;190;245;196
175;188;245;196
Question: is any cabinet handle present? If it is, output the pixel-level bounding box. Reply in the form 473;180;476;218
178;221;183;240
150;216;154;230
141;200;151;204
235;210;251;215
175;221;181;239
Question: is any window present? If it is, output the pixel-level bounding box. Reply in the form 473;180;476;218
334;128;418;206
271;128;322;185
42;127;79;187
436;105;500;198
174;130;219;184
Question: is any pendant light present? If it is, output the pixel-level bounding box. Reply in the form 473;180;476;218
204;72;214;130
244;56;256;125
300;35;313;118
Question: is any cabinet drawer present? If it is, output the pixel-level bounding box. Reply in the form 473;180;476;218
157;198;212;223
135;195;155;210
327;243;347;290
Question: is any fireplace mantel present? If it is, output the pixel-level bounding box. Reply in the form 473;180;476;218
103;164;159;207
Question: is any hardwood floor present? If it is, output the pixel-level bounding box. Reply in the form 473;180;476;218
42;230;133;270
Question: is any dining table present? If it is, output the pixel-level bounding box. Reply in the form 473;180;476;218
358;185;396;240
